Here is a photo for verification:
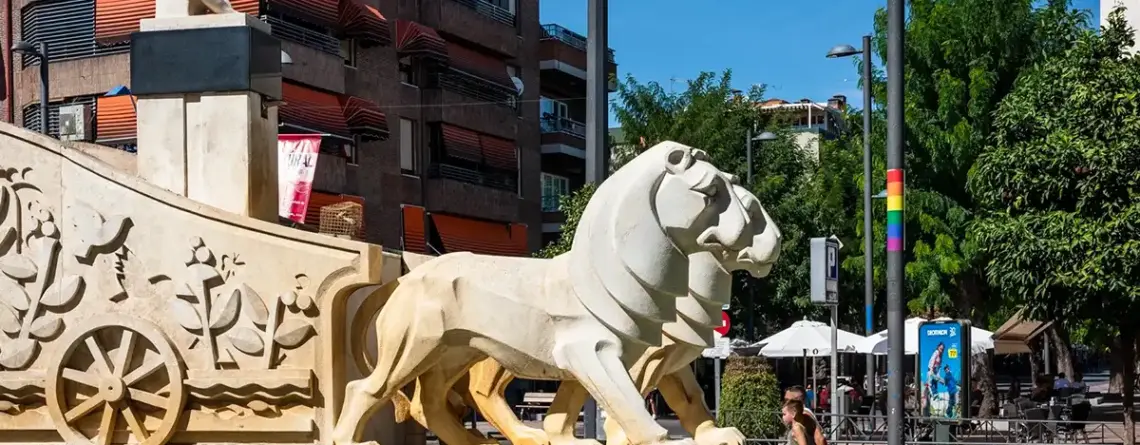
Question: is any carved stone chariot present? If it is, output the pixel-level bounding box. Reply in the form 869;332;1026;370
0;3;782;445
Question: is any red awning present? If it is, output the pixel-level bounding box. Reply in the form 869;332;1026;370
431;213;528;257
479;134;516;170
268;0;339;28
402;205;426;253
339;0;390;47
340;96;389;141
438;124;517;169
396;20;448;60
95;95;136;143
439;124;482;162
279;82;350;138
94;0;155;44
443;42;514;89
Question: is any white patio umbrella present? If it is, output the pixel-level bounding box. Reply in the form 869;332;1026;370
757;319;866;357
857;316;995;355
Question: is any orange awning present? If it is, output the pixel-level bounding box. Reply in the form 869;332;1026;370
439;124;482;162
339;0;390;47
340;96;389;141
430;213;528;256
94;0;155;44
444;41;514;90
231;0;260;14
95;95;136;143
402;205;426;254
479;134;516;170
267;0;338;27
395;20;447;60
280;82;350;138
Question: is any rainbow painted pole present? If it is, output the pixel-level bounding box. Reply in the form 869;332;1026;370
886;169;904;251
885;1;907;445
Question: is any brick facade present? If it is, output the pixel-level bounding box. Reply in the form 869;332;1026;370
1;0;543;253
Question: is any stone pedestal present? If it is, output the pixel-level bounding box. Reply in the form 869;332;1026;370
132;13;281;222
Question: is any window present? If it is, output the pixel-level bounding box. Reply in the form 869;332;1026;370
345;138;359;165
399;57;418;86
541;173;570;212
340;39;357;67
400;118;416;174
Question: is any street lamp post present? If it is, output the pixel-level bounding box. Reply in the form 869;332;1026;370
13;41;49;135
885;1;907;445
827;34;876;402
745;129;777;341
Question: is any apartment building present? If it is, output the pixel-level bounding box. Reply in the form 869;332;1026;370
760;95;848;160
536;23;616;246
1;0;542;256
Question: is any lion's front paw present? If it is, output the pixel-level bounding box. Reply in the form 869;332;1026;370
694;427;746;445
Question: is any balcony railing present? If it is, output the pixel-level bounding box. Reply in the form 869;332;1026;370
789;123;831;133
263;15;340;56
429;162;518;193
541;195;564;212
451;0;515;27
540;116;586;138
540;24;615;63
434;68;518;110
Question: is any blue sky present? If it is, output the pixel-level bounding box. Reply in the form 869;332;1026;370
539;0;1100;124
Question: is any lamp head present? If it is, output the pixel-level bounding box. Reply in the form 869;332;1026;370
826;43;861;59
281;50;293;66
11;41;39;56
753;131;778;142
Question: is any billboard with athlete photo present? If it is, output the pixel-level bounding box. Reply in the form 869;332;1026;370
917;319;971;419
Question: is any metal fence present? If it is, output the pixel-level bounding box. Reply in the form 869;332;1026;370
720;410;1133;445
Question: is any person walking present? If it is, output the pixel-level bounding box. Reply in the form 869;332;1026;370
782;399;825;445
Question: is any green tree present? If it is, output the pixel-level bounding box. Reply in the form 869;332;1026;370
535;183;596;259
867;0;1088;415
971;11;1140;441
612;71;819;339
718;356;783;438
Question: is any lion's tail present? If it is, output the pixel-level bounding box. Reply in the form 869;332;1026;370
351;278;402;376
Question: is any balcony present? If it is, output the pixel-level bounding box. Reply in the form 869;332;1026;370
429;162;518;193
541;195;562;212
541;116;586;138
540;116;587;163
433;68;517;110
451;0;515;27
541;24;614;62
265;15;341;56
539;24;618;93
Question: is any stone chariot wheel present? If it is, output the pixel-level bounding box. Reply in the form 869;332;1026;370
46;315;186;445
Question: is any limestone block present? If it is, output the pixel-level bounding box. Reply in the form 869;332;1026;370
0;122;389;444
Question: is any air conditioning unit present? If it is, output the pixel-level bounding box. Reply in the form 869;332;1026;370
58;104;91;142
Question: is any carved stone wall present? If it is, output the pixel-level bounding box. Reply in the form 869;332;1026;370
0;122;393;444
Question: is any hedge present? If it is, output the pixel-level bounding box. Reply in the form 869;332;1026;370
717;356;784;438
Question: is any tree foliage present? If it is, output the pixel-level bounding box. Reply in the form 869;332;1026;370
612;71;822;339
970;11;1140;438
869;0;1088;317
718;356;783;438
535;183;596;259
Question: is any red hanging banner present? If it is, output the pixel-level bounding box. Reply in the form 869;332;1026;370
278;134;323;223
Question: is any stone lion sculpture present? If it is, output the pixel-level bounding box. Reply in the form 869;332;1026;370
334;142;762;445
392;183;782;445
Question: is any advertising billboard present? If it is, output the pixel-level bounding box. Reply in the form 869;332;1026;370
917;319;972;419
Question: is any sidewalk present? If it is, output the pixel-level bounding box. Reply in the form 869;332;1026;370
427;417;689;444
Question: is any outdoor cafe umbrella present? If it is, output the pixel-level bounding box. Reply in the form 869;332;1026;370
757;319;866;358
856;316;995;355
757;319;866;391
